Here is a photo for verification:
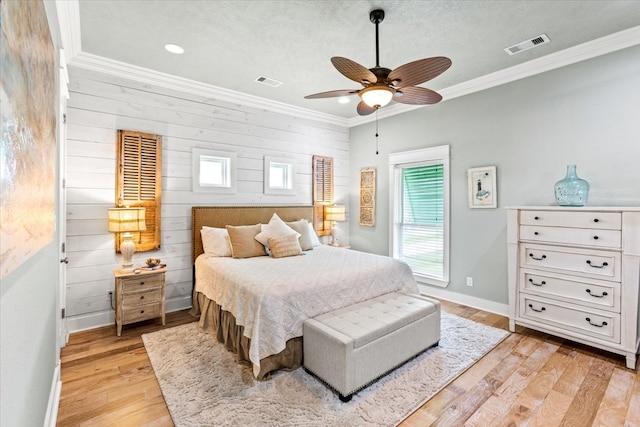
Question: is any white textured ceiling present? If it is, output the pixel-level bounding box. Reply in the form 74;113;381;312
77;0;640;120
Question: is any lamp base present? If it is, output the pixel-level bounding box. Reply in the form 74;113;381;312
120;234;135;269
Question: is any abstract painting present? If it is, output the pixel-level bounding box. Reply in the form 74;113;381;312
1;0;57;279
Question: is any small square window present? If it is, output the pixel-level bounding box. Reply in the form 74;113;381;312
264;156;296;195
193;148;236;193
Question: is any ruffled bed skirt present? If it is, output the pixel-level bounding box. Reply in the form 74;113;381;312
190;291;303;380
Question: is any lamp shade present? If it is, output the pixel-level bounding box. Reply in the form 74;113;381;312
108;207;147;233
325;205;346;222
360;85;394;109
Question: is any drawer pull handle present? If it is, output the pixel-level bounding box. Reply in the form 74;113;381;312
528;304;546;313
534;232;539;236
534;216;540;220
593;218;600;223
140;310;145;314
593;236;599;240
140;295;145;300
528;278;546;287
529;253;547;261
586;260;608;268
140;282;145;285
586;289;608;298
585;317;607;328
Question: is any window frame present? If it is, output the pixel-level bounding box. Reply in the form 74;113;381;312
192;148;237;193
388;145;450;287
264;155;296;195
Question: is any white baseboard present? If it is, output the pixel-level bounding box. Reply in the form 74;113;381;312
66;296;192;333
418;284;509;317
44;364;61;427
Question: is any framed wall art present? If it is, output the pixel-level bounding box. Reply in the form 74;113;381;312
359;168;376;226
468;166;497;209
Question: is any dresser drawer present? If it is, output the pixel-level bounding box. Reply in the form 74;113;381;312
122;303;162;324
519;269;619;312
520;210;621;230
519;295;620;343
121;288;162;307
120;274;163;293
520;243;620;281
519;225;621;249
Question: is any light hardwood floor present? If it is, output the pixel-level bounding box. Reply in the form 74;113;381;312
57;300;640;426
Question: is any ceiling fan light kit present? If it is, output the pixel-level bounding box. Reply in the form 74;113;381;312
360;85;394;109
305;8;451;116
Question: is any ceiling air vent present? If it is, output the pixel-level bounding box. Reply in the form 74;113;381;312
255;76;283;88
504;34;550;55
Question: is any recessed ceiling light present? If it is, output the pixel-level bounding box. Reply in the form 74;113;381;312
338;97;350;104
164;44;184;54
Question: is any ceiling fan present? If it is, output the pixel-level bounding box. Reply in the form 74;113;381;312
305;9;452;116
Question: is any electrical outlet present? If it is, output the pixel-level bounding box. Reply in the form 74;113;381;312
466;277;473;287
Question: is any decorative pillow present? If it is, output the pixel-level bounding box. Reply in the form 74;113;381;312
201;226;232;257
269;234;303;258
286;219;315;251
226;224;267;258
307;222;322;247
254;213;300;249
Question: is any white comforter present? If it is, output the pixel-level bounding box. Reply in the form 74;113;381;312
195;245;419;376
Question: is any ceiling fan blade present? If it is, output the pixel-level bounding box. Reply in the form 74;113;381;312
388;57;452;88
394;86;443;105
331;57;377;85
356;101;377;116
304;89;359;99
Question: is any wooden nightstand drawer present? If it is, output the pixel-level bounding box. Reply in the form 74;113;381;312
520;210;621;230
122;288;162;307
519;225;621;249
120;275;163;293
122;304;162;324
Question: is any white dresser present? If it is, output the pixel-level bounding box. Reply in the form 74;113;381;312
507;207;640;369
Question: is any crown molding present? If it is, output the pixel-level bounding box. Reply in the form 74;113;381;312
348;25;640;128
54;0;81;61
69;52;350;128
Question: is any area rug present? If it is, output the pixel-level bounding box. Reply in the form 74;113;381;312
142;312;509;427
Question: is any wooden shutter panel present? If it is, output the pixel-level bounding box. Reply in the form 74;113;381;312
116;130;162;252
312;155;334;236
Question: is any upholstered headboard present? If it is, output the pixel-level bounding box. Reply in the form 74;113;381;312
191;205;314;264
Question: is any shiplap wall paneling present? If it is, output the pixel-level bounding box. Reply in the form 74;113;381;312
65;67;350;332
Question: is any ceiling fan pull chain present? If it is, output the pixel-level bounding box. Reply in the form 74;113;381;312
375;110;379;155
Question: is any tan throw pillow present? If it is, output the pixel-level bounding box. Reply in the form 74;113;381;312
254;213;299;249
226;224;267;258
269;234;303;258
286;219;314;251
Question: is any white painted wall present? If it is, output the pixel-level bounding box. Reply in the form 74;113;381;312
65;68;350;332
348;45;640;312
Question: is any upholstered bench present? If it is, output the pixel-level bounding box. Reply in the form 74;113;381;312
303;292;441;401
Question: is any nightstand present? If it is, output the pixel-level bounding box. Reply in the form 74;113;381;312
114;267;166;336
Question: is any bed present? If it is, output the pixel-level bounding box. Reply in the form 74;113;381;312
190;206;419;379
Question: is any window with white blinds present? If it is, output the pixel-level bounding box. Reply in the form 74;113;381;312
389;146;450;287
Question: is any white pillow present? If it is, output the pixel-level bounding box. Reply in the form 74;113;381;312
307;222;322;247
201;226;232;257
255;213;300;249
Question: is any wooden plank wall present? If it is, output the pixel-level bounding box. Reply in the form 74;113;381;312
65;67;350;332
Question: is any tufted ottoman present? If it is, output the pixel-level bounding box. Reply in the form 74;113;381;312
303;292;441;401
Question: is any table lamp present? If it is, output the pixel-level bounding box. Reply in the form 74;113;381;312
108;207;146;269
324;204;346;246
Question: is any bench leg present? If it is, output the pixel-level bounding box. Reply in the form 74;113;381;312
339;393;353;403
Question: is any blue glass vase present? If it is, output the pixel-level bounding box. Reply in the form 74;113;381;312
554;165;589;206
